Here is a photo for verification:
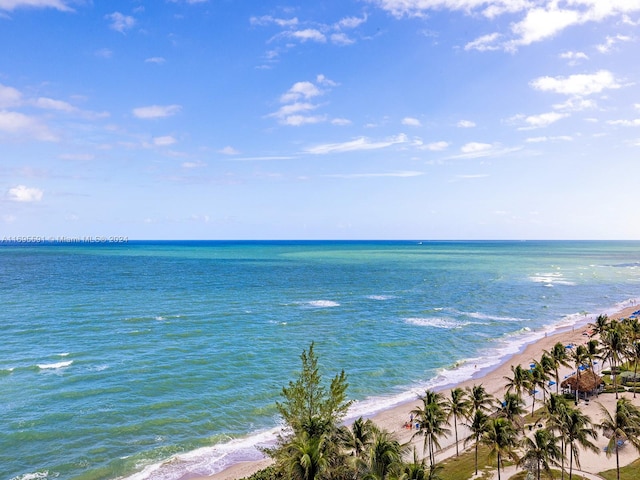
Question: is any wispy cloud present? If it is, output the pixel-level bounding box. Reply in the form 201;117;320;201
145;57;166;65
0;0;73;11
219;146;240;155
105;12;136;33
305;134;408;154
132;104;182;119
457;120;476;128
270;76;338;126
0;110;57;141
325;170;423;178
402;117;421;127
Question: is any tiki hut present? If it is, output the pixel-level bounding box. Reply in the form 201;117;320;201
560;370;604;399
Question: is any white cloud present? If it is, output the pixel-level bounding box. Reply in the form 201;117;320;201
306;134;408;154
335;14;367;29
132;104;181;119
552;97;596;111
331;118;352;126
280;81;321;103
526;135;573;142
530;70;621;96
402;117;421;127
182;161;207;168
7;185;43;202
105;12;136;33
0;83;23;108
59;153;95;161
464;32;502;51
0;110;57;141
153;135;177;146
219;146;240;155
250;15;299;27
145;57;166;64
33;97;77;112
608;119;640;127
522;112;569;128
331;33;355;45
289;29;326;43
423;141;450;151
596;34;634;54
282;114;327;126
326;170;424;178
461;142;492;154
95;48;113;59
559;50;589;66
316;74;338;86
457;119;476;128
0;0;72;11
508;6;581;48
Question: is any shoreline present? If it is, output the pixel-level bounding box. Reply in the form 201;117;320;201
201;302;640;480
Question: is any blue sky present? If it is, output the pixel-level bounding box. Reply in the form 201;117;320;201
1;0;639;240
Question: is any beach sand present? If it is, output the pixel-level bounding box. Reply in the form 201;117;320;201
205;305;640;480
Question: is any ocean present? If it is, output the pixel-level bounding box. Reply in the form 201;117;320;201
1;240;639;480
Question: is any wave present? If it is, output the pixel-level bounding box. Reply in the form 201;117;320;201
37;360;73;370
404;317;469;329
529;272;576;286
305;300;340;308
455;310;528;323
367;295;395;301
9;471;50;480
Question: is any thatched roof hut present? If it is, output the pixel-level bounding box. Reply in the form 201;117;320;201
560;370;603;393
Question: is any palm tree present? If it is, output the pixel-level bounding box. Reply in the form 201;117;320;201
562;407;599;480
281;431;329;480
402;448;429;480
518;428;561;480
496;392;526;430
545;397;570;480
504;364;532;399
600;320;628;399
463;409;490;475
569;344;589;403
598;398;640;480
481;417;519;480
411;390;450;468
358;429;404;480
545;342;572;394
590;314;610;338
622;317;640;398
529;360;549;416
340;416;376;459
446;387;470;456
467;384;494;413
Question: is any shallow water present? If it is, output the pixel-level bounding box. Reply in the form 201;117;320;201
1;240;639;480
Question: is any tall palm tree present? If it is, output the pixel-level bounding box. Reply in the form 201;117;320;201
622;317;640;398
530;360;549;416
545;342;572;394
562;407;599;480
598;398;640;480
466;384;494;413
496;392;526;430
590;314;610;338
411;390;450;468
600;320;628;399
504;364;532;399
570;344;589;403
463;409;490;475
518;428;562;480
544;394;571;480
446;387;470;456
481;417;519;480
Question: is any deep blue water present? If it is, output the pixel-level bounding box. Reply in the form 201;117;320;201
1;240;639;480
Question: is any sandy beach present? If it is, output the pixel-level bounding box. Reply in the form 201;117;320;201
206;304;640;480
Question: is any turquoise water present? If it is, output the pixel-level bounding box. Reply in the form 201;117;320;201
1;240;639;480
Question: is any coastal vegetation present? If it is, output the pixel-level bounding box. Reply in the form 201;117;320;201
247;314;640;480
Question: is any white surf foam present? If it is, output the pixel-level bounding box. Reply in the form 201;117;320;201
37;360;73;370
367;295;395;301
305;300;340;308
404;317;469;329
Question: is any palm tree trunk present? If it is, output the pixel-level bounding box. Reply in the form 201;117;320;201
454;415;459;456
497;452;501;480
475;441;479;475
569;445;573;480
560;438;565;480
633;358;638;399
616;443;620;480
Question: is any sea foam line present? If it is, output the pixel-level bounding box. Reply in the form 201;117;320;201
37;360;73;370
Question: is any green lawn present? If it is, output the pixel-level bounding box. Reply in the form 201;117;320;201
599;457;640;480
